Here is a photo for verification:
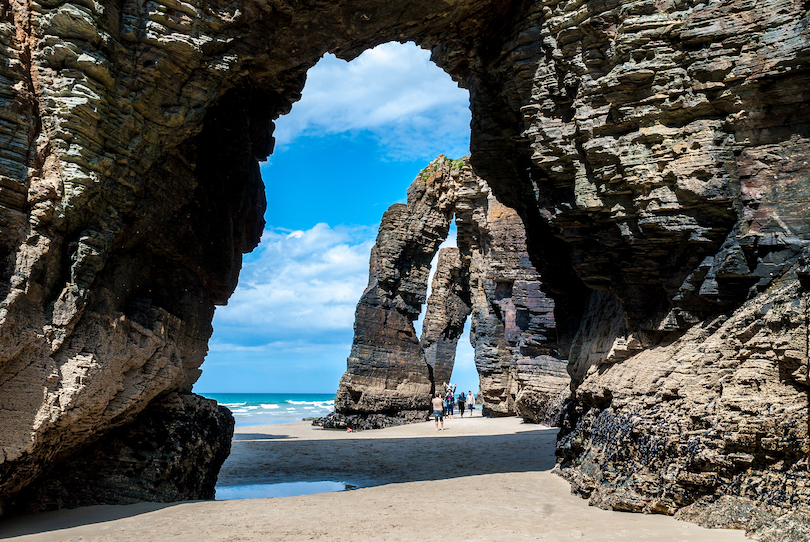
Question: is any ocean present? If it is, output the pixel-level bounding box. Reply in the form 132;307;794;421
199;393;335;427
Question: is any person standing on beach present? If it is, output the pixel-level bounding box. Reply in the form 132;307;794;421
467;391;475;416
447;389;455;418
432;393;444;431
458;392;466;417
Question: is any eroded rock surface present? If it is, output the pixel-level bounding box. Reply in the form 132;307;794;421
2;0;810;535
6;393;233;513
0;0;509;512
335;158;457;418
337;156;569;424
420;247;472;388
459;187;569;422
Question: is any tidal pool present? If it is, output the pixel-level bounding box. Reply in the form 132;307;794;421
215;481;358;500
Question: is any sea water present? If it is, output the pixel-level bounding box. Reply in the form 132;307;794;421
199;392;335;427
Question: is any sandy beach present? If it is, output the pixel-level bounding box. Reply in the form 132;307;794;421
0;416;747;541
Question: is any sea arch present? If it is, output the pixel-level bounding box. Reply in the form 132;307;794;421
2;0;810;534
0;0;538;512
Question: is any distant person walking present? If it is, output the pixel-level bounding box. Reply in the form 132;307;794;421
467;391;475;416
432;393;444;431
458;392;466;417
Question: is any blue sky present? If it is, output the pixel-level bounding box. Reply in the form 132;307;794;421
193;42;479;395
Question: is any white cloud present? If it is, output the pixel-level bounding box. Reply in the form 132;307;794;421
273;42;471;161
214;223;375;336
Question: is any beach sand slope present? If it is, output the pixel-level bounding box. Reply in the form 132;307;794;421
0;417;747;541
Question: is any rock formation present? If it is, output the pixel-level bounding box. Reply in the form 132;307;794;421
420;247;472;388
1;0;810;537
0;0;514;513
335;158;457;420
336;156;569;426
5;393;233;514
458;185;570;423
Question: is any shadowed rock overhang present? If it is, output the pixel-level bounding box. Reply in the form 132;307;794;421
1;0;810;537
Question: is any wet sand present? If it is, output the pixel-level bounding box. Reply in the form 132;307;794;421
0;416;747;541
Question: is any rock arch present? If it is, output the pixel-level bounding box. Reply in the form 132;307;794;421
332;156;569;428
1;0;810;535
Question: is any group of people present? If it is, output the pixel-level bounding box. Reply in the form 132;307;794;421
431;382;476;430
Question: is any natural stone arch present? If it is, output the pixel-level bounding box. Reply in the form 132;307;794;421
0;0;527;512
1;0;810;536
330;156;569;429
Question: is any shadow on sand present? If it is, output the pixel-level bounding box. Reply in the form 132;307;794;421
217;424;559;488
0;423;558;539
0;502;182;538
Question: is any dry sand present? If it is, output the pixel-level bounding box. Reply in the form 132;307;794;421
0;415;747;541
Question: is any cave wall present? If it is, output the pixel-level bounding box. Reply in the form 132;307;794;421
1;0;809;533
439;0;810;533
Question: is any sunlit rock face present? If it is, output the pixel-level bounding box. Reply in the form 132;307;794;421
335;158;457;420
2;0;810;535
0;0;506;513
459;184;569;423
420;247;472;390
337;156;569;424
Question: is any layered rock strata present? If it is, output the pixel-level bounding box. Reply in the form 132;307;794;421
441;0;810;535
420;247;472;388
335;158;457;419
0;0;512;512
1;0;810;535
337;156;570;425
458;188;570;422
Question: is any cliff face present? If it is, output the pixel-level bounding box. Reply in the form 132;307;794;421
1;0;810;534
445;0;810;534
335;159;456;419
337;156;569;425
460;188;569;422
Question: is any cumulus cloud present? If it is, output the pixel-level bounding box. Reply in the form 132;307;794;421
273;42;471;161
213;223;375;339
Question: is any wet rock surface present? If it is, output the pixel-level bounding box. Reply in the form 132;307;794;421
313;411;422;431
5;393;233;513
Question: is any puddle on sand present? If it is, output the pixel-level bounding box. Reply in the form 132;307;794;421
216;481;359;500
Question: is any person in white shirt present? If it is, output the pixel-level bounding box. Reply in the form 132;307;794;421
467;391;475;416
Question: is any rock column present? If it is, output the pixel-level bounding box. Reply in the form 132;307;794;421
335;158;458;420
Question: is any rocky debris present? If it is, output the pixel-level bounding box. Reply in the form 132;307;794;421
313;411;422;431
337;156;570;425
421;247;472;387
5;393;233;514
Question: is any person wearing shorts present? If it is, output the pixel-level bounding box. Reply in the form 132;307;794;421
432;393;444;430
467;391;475;416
